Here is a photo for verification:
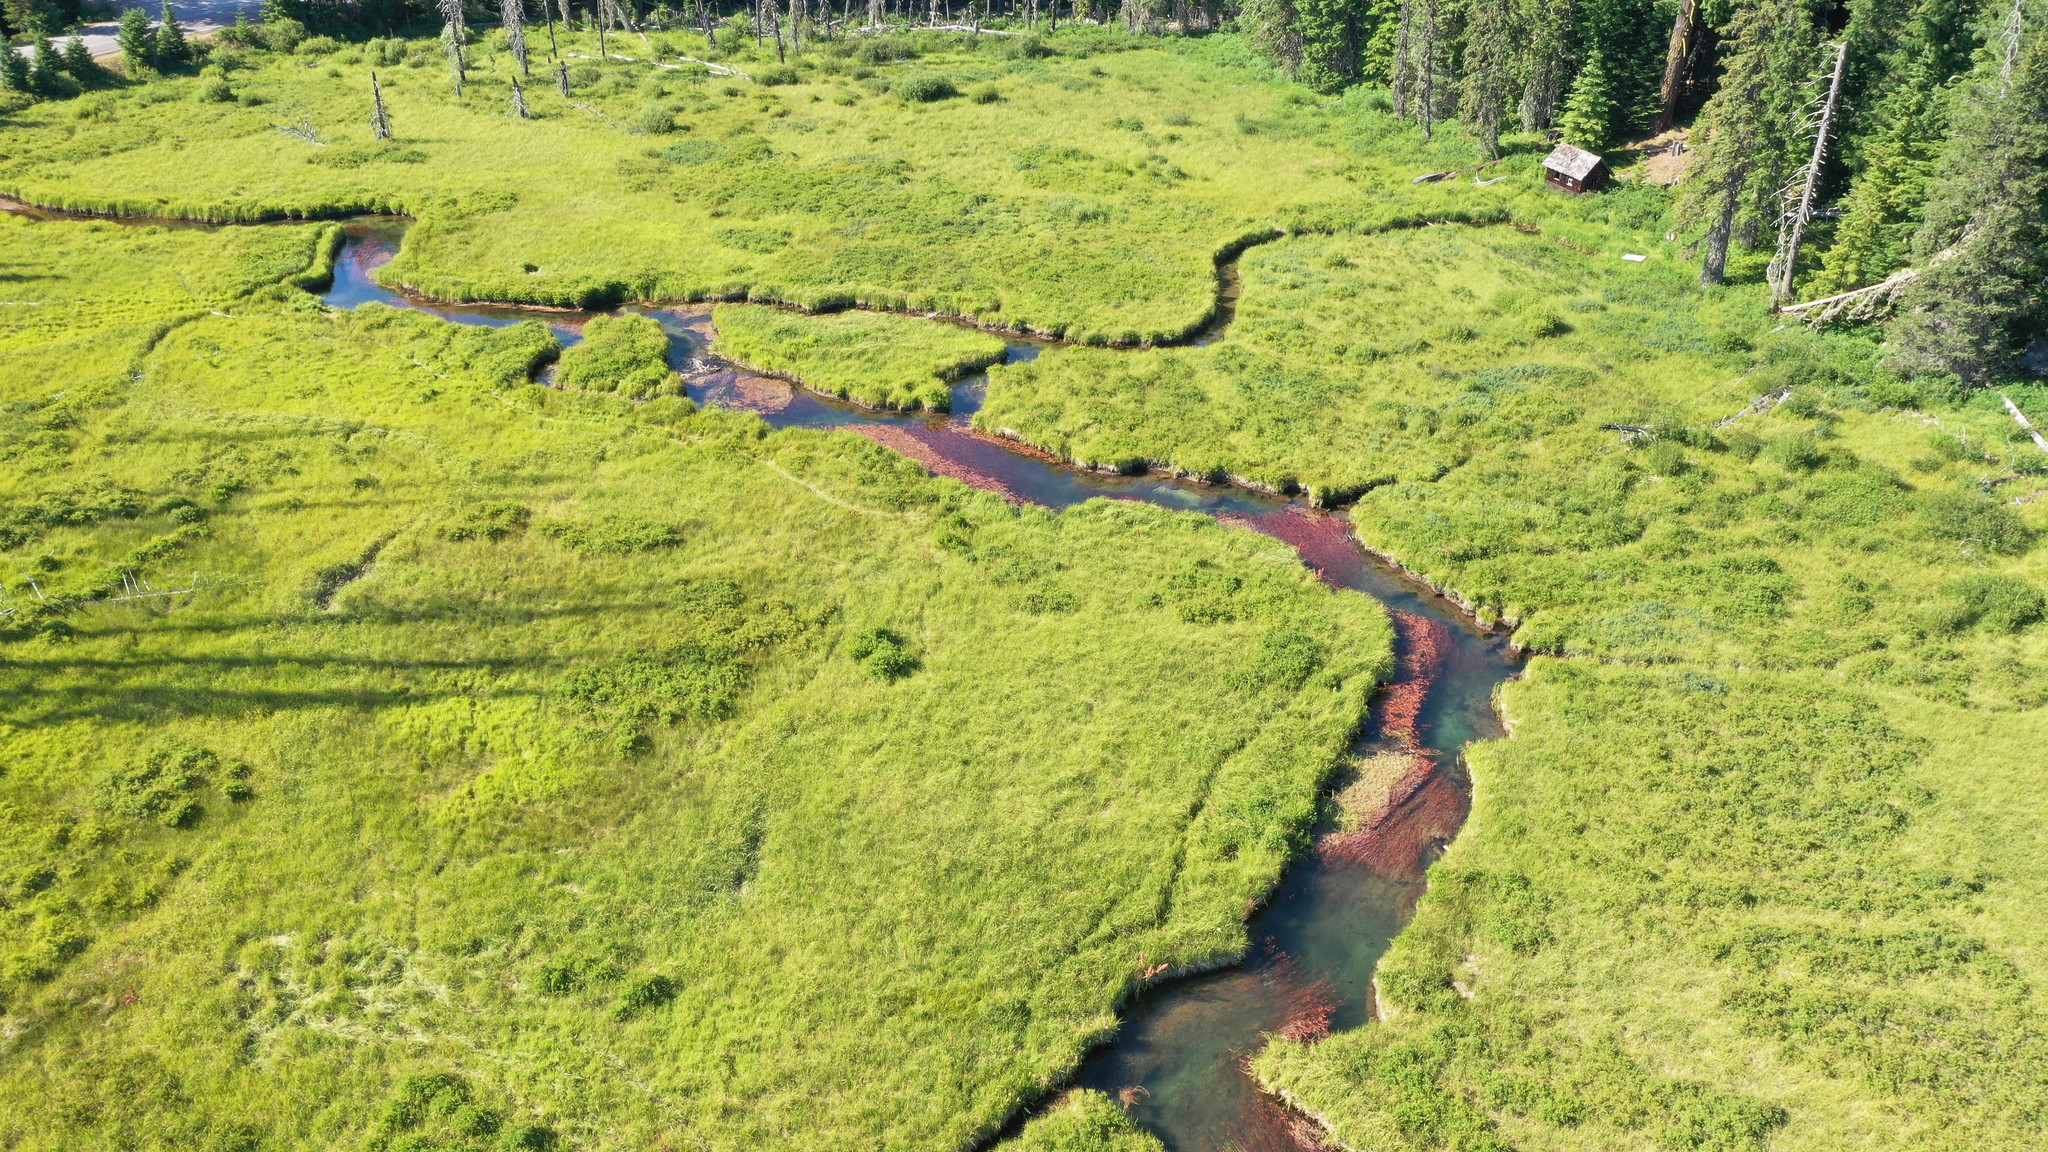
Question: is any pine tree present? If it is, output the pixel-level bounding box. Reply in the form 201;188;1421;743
1296;0;1367;92
1242;0;1305;77
1518;0;1571;130
1;44;30;94
1816;0;1982;292
29;27;62;93
1461;0;1517;155
117;7;153;75
62;32;95;79
1674;0;1817;285
154;0;187;68
1557;45;1615;148
1889;13;2048;383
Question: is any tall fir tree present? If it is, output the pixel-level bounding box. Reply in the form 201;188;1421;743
1518;0;1572;130
1462;0;1518;155
154;0;187;67
61;29;94;79
1297;0;1367;91
1242;0;1306;76
1675;0;1818;284
1816;0;1985;291
1;42;30;93
1888;8;2048;382
1557;45;1616;147
117;6;152;75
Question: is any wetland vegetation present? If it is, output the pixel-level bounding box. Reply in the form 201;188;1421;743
2;3;2046;1151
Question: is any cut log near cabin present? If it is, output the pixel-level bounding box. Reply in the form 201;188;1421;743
1543;143;1609;193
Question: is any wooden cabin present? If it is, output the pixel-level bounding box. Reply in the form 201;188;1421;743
1543;144;1609;194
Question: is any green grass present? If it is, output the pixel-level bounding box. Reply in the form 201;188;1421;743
1009;1090;1166;1152
8;24;2048;1152
1256;660;2048;1152
0;29;1477;344
552;312;678;398
0;212;1394;1150
710;301;1008;410
977;216;1727;503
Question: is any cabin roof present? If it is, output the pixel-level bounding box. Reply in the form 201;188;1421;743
1543;143;1606;181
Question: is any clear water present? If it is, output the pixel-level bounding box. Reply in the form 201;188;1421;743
322;221;1520;1152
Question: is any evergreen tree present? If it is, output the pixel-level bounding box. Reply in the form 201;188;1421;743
1675;0;1817;284
61;30;94;78
1815;81;1945;291
154;0;187;67
1889;11;2048;382
1816;0;1983;291
1;43;31;94
117;6;152;74
1518;0;1571;130
1241;0;1305;76
1557;45;1616;148
1296;0;1368;91
1461;0;1517;155
29;26;63;92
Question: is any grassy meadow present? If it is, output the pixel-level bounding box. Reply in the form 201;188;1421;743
4;18;2048;1152
0;211;1395;1150
0;26;1476;344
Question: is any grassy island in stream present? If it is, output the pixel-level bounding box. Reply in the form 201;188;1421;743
710;302;1008;410
0;211;1392;1150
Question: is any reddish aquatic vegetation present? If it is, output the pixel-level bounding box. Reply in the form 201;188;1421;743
1276;976;1338;1043
1374;611;1447;746
693;368;796;414
1220;1071;1334;1152
1318;756;1467;877
850;424;1036;504
1214;506;1362;590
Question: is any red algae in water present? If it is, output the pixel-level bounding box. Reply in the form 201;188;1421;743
851;424;1035;504
1214;507;1363;590
693;368;797;415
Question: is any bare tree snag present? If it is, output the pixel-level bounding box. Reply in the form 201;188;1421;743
503;0;530;74
370;71;393;139
1770;40;1849;305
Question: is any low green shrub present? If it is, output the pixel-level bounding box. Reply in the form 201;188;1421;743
848;627;918;680
896;73;957;103
636;101;677;133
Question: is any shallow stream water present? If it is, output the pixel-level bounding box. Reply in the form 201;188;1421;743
335;219;1521;1151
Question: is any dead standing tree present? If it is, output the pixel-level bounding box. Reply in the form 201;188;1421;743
1769;40;1849;305
503;0;530;74
511;73;529;116
439;0;468;95
370;70;393;138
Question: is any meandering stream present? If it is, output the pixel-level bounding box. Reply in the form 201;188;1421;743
7;203;1516;1151
322;217;1520;1152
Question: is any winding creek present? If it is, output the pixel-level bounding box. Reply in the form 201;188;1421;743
18;204;1521;1152
328;219;1521;1152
